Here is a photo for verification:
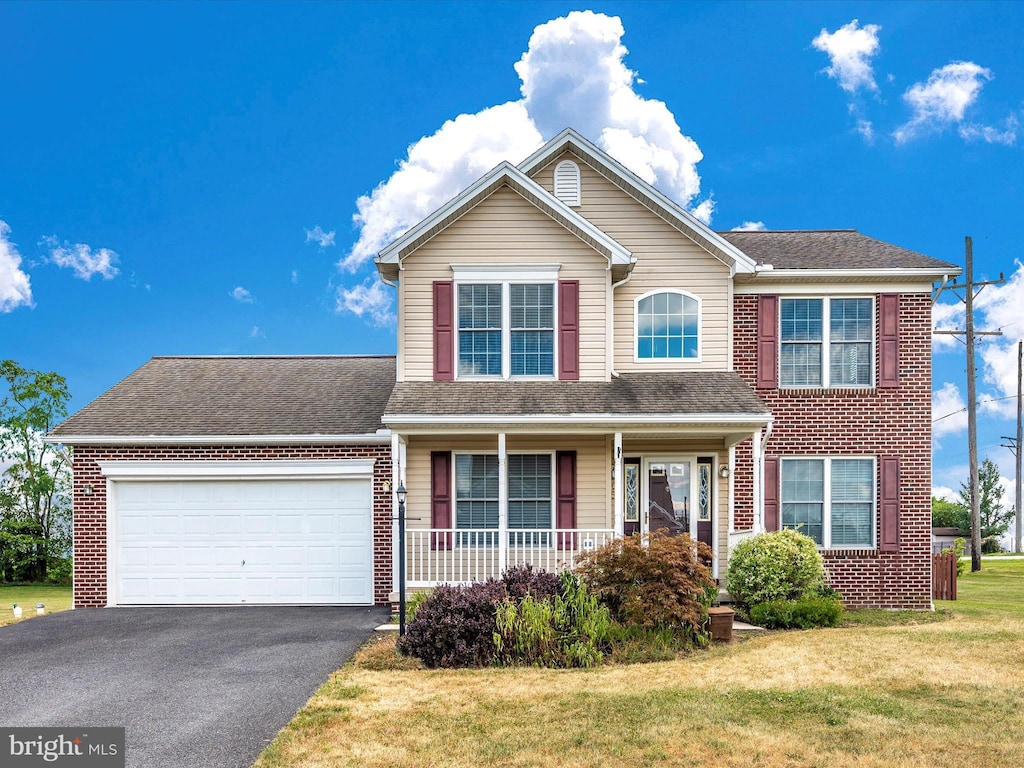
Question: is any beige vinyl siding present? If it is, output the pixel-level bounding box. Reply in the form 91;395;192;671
404;434;611;531
533;153;731;372
399;185;609;382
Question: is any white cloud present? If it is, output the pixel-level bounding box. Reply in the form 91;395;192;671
812;20;882;94
249;326;265;339
290;270;299;284
893;61;993;143
933;382;968;441
0;220;33;313
340;10;711;273
856;119;874;141
932;299;965;351
336;278;394;326
305;226;336;247
731;221;766;232
230;286;254;303
931;485;958;502
959;113;1019;145
973;261;1024;417
44;236;119;280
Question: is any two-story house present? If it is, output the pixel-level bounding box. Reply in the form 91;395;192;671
50;129;959;610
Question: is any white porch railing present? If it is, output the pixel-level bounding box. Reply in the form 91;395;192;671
406;528;617;587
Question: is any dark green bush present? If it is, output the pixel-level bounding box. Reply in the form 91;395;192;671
981;536;1003;554
748;595;843;629
494;571;611;668
726;529;825;612
576;530;715;641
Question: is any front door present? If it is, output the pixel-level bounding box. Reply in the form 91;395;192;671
640;456;714;549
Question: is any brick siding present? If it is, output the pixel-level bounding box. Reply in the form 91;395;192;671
71;445;392;608
733;292;933;609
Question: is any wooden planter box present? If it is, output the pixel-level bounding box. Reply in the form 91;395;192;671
707;606;735;642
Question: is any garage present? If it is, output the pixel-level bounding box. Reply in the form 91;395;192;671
102;460;376;606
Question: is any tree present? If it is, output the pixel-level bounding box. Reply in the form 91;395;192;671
958;458;1014;540
932;496;969;532
0;360;72;582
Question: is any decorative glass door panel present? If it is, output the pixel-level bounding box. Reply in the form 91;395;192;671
624;459;641;537
646;460;691;536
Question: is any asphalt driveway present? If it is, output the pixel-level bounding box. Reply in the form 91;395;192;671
0;606;389;768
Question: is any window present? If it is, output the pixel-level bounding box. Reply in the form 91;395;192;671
636;290;700;360
455;454;498;545
454;453;553;546
780;297;873;387
781;458;875;548
457;282;554;378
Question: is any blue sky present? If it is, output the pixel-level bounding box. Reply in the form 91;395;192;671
2;1;1023;499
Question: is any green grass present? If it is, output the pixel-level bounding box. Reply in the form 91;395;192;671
0;584;73;627
253;562;1024;768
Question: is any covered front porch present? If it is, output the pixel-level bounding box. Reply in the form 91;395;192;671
383;373;772;594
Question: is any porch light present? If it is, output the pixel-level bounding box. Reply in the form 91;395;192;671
719;464;730;479
396;484;407;505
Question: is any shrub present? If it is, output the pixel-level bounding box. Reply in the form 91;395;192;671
748;595;844;629
404;588;433;625
494;571;611;668
576;531;715;640
501;563;561;601
397;580;506;668
981;536;1003;554
726;529;825;612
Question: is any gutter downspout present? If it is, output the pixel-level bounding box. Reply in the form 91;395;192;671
609;264;635;378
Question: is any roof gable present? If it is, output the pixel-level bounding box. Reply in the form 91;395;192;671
375;161;631;279
519;128;757;276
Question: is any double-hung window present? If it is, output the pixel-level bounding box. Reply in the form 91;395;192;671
780;297;873;387
454;453;554;546
781;457;875;548
457;282;554;378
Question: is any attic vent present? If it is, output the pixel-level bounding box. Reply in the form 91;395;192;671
554;160;581;206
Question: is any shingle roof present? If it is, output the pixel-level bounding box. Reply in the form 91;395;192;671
385;372;769;418
49;356;396;439
719;230;959;271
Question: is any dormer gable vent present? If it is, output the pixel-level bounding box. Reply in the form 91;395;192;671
553;160;581;207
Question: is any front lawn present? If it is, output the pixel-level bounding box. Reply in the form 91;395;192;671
254;560;1024;767
0;584;73;627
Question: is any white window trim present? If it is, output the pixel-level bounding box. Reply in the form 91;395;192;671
633;288;703;364
780;456;877;550
452;451;556;533
779;296;875;389
454;276;559;381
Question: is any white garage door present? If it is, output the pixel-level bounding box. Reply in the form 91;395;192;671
112;477;374;605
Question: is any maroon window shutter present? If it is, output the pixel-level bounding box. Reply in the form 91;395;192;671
879;456;900;552
433;281;454;381
757;294;778;389
558;280;580;380
555;450;577;549
430;451;452;550
763;455;780;532
879;293;900;388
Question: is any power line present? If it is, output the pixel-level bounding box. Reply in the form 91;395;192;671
933;394;1018;423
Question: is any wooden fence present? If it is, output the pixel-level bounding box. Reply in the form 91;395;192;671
932;552;958;601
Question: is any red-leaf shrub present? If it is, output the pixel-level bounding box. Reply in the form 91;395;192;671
397;580;507;668
576;531;715;639
501;563;561;601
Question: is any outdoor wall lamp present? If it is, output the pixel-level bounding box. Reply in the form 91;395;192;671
719;464;730;479
83;483;94;496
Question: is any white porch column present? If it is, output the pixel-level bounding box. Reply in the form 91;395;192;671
498;432;507;571
752;428;763;534
613;432;624;535
390;432;404;596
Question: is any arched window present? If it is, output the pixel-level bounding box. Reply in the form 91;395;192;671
553;160;581;206
635;289;701;360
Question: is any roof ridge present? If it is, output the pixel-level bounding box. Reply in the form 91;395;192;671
720;229;858;234
150;354;397;360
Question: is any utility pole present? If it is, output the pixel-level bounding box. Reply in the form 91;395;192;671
934;236;1004;572
1017;341;1022;554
